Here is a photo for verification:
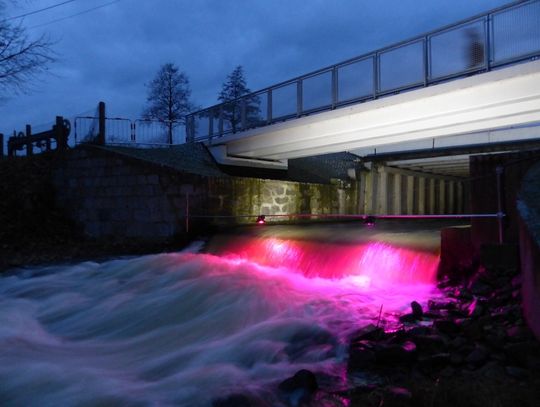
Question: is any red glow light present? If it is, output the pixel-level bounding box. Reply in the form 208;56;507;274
221;237;439;285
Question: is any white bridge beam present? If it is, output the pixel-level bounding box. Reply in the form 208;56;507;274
209;60;540;166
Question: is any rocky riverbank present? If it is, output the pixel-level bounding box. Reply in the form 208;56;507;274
269;264;540;407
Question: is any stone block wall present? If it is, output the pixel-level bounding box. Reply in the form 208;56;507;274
52;148;209;240
51;147;360;241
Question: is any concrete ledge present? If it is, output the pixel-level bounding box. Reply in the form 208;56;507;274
517;160;540;340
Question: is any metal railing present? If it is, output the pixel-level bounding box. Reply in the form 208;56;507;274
186;0;540;143
75;116;185;146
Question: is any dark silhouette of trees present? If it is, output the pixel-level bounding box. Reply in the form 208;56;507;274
218;65;260;133
0;1;55;96
143;63;195;144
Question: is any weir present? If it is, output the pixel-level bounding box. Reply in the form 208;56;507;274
0;222;445;405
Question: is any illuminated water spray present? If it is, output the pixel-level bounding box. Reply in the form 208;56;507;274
218;236;440;287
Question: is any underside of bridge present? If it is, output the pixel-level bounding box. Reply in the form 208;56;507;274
208;60;540;174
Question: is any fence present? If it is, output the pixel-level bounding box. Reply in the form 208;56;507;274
186;0;540;142
3;116;70;157
74;102;185;147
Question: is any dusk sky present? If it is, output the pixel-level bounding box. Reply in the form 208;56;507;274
1;0;514;140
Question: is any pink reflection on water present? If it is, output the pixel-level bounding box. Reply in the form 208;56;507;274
221;237;439;286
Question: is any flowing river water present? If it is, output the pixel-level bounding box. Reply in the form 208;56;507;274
0;221;458;406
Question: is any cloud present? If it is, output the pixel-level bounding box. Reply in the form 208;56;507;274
1;0;514;138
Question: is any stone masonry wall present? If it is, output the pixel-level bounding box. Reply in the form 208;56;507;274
51;147;360;241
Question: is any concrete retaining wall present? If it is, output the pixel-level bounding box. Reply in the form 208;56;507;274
517;161;540;340
51;147;358;241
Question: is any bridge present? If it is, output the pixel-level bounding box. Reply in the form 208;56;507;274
186;0;540;176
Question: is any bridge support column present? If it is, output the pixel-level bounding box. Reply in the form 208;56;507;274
418;177;426;215
361;170;374;214
377;166;388;215
406;176;414;215
393;173;402;214
457;181;464;213
448;181;456;214
439;180;446;214
429;179;436;214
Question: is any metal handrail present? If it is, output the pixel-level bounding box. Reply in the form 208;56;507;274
186;0;540;142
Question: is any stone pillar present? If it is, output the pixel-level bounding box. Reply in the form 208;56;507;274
418;177;426;215
429;178;436;214
362;171;374;215
377;166;388;215
393;173;402;215
406;175;415;215
457;181;464;213
448;181;455;214
439;179;446;214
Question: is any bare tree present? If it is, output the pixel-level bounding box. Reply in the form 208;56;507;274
143;63;195;144
0;1;55;96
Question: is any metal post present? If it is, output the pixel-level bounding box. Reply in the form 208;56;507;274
423;36;430;86
267;90;273;124
373;54;379;98
297;80;303;117
25;125;32;156
98;101;106;145
331;67;338;108
0;133;4;158
496;165;504;244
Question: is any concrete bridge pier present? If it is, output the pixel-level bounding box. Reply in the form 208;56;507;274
358;163;467;216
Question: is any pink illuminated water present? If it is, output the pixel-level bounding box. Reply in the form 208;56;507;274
0;222;446;406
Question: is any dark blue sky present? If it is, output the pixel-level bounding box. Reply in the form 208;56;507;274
1;0;514;138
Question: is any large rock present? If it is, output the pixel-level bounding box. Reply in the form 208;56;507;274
278;369;318;406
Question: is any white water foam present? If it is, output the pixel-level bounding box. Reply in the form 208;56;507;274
0;238;440;406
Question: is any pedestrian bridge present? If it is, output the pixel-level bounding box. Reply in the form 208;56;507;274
186;0;540;171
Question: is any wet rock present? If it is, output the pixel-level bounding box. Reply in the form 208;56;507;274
375;342;417;365
278;369;318;405
350;324;384;342
465;346;489;366
506;325;531;342
382;386;412;407
348;345;376;369
478;361;505;380
399;313;419;323
413;334;447;354
212;394;253;407
418;353;451;372
434;319;460;336
505;365;529;379
469;280;491;296
440;366;455;377
411;301;423;319
428;299;457;311
504;341;540;367
461;320;483;340
450;352;464;366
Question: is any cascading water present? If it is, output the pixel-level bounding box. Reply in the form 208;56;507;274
0;221;448;406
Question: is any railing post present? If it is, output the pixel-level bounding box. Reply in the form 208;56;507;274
0;133;4;158
98;101;106;145
25;125;32;156
297;80;303;117
331;67;338;108
55;116;64;150
423;36;430;86
267;90;273;124
240;99;247;130
373;53;379;98
485;14;492;71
